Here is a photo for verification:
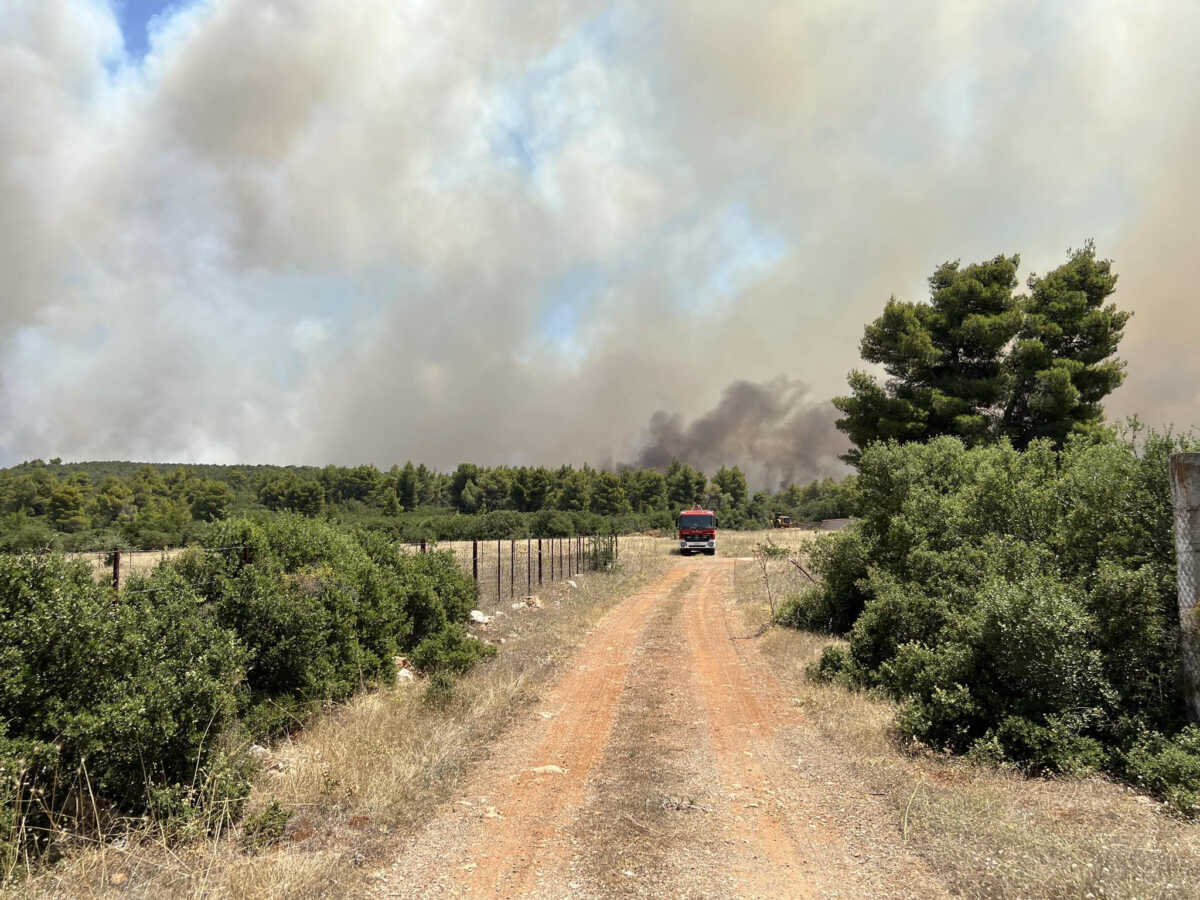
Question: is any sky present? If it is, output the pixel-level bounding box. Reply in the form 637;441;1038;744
1;0;1197;487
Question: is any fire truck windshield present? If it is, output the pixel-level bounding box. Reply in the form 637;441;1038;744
678;514;715;530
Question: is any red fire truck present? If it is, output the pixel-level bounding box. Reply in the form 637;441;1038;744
678;507;717;556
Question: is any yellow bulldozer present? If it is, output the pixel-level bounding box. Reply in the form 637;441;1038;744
773;514;793;528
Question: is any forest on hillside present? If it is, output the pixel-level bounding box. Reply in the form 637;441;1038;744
0;458;854;551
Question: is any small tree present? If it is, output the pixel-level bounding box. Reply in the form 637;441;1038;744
754;540;791;618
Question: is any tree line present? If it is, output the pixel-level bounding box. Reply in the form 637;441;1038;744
0;457;854;551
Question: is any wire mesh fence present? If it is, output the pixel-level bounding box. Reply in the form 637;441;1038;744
399;535;621;607
24;534;634;599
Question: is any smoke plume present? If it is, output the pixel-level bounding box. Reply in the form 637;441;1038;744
636;378;849;489
1;1;1197;473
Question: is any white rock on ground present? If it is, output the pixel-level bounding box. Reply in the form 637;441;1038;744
567;580;578;588
469;609;490;624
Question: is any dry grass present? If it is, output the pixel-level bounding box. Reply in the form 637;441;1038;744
68;548;186;585
735;565;1200;899
717;526;818;560
14;540;671;899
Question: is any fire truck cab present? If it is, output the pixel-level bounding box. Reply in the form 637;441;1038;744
678;508;717;556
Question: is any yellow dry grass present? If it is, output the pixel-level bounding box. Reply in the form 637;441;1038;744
716;525;820;559
68;548;186;585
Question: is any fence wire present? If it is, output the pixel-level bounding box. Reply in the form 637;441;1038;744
10;535;624;599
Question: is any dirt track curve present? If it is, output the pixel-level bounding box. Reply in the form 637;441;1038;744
375;556;948;898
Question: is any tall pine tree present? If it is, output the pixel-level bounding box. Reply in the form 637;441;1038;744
835;246;1130;462
834;254;1021;461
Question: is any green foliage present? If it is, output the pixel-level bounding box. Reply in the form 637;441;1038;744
807;644;853;685
422;671;457;709
0;513;56;552
777;527;870;633
665;461;707;508
782;429;1200;811
1125;728;1200;816
258;473;324;516
0;554;248;833
173;516;480;733
590;471;632;515
412;623;496;674
239;800;292;851
1003;242;1129;448
189;479;234;522
835;245;1130;461
0;512;491;862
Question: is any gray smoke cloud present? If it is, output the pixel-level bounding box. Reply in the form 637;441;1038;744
636;378;849;489
1;1;1197;473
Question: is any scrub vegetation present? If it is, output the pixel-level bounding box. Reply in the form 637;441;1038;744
781;429;1200;812
0;514;490;874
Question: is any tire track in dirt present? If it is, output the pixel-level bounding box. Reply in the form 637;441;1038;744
378;555;948;898
683;558;949;898
561;578;720;897
682;562;816;896
376;563;691;898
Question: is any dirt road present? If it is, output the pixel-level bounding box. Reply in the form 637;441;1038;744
376;556;947;898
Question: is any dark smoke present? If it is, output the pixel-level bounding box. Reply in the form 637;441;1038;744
635;376;851;489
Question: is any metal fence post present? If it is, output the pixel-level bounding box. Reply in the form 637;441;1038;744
112;547;120;592
527;537;531;594
496;539;501;603
472;539;479;585
510;539;515;600
538;537;543;585
1171;453;1200;721
420;538;427;554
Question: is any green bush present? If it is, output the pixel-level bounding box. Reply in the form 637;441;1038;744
412;623;496;674
0;554;247;837
781;429;1200;809
0;505;520;864
890;576;1114;772
807;645;855;685
776;527;871;633
1125;727;1200;816
422;670;457;708
172;516;480;734
0;513;58;552
239;799;292;851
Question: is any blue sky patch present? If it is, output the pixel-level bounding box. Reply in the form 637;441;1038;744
111;0;187;59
